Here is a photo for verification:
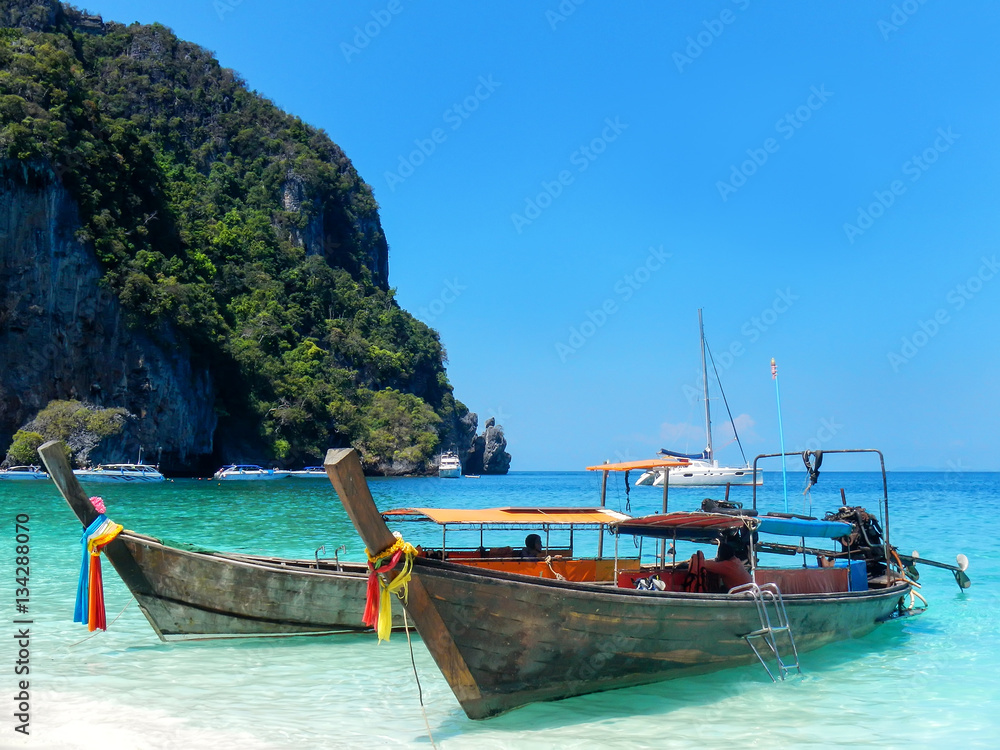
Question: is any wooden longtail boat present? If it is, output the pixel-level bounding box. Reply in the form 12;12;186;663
326;448;920;719
40;440;389;640
38;441;628;640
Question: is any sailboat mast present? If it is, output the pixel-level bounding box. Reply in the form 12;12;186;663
698;309;713;461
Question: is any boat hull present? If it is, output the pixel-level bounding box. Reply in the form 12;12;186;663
212;471;288;481
103;533;393;639
439;468;461;478
406;559;908;719
636;466;761;487
74;472;164;483
39;441;393;640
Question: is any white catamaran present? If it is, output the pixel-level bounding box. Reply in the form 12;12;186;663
636;310;761;488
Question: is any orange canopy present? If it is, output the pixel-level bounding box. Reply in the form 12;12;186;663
584;459;689;472
382;506;630;526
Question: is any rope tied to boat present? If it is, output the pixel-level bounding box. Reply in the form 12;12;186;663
363;532;417;642
544;555;566;580
802;450;823;494
73;503;123;632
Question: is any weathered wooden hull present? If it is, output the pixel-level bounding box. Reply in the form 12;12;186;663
38;441;387;640
108;532;391;639
406;559;910;719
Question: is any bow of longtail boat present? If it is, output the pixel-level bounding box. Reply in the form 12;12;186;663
324;448;911;720
41;440;392;640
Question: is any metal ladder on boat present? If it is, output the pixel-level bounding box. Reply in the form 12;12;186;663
729;582;801;681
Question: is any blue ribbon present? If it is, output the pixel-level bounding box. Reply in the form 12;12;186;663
74;514;107;625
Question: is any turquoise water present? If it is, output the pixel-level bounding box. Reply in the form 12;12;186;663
1;470;996;748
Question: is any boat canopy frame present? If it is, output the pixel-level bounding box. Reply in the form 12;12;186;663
750;448;891;564
381;507;632;560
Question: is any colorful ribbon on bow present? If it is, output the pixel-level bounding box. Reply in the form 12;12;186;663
363;535;416;642
74;511;123;632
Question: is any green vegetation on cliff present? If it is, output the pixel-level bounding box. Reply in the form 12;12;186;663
8;400;125;466
0;2;467;471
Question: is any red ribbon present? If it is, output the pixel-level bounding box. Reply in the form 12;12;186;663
362;549;405;628
87;555;107;632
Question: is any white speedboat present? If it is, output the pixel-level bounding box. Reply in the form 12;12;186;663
284;466;327;478
438;451;462;478
636;309;761;489
212;464;288;481
74;464;165;483
0;465;48;480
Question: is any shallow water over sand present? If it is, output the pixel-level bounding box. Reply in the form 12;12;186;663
1;470;996;748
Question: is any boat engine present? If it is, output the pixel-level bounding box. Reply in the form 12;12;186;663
824;506;886;576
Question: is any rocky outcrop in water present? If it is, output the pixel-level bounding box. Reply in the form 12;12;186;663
464;417;511;475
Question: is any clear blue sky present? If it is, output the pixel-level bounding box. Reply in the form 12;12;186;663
81;0;1000;470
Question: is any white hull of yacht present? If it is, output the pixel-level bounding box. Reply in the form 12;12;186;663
212;466;288;481
635;462;760;487
74;465;165;483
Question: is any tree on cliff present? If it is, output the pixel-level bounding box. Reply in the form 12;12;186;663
0;1;478;471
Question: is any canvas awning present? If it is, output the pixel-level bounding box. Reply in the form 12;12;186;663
757;516;853;539
612;512;757;540
383;507;631;528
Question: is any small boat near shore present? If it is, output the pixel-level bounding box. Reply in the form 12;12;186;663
0;465;48;480
38;441;628;641
41;443;391;639
439;450;462;478
327;447;964;719
284;466;328;478
212;464;287;481
74;463;165;483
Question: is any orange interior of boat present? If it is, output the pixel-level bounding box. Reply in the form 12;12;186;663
417;547;860;593
417;547;639;582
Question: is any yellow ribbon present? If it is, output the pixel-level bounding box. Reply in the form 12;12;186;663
87;519;123;555
368;537;417;642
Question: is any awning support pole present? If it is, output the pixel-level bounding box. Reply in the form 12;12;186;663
659;468;669;565
598;467;608;559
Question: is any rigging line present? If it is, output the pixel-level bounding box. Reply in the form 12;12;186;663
403;608;438;749
68;596;135;648
704;338;748;465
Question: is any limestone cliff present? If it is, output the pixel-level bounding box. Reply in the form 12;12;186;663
0;1;490;474
0;162;216;469
464;417;512;475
